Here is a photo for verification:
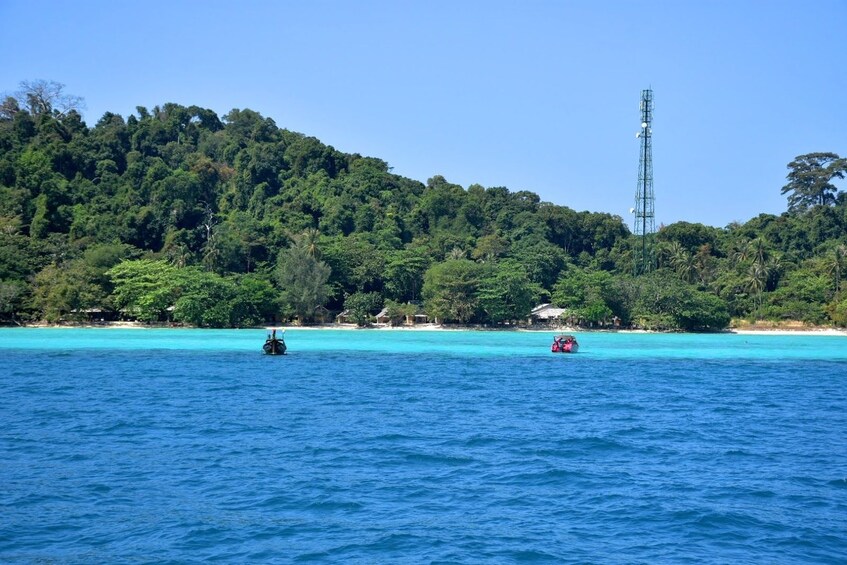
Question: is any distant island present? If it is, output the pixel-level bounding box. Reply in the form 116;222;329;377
1;80;846;331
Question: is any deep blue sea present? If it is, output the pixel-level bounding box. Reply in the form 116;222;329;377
1;328;846;564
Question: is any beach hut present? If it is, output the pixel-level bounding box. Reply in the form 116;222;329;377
313;305;332;324
335;309;352;324
68;308;119;323
529;304;567;326
375;307;390;324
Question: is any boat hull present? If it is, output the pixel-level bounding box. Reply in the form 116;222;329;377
551;335;579;353
263;339;286;355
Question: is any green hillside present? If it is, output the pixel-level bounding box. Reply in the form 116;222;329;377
1;81;845;329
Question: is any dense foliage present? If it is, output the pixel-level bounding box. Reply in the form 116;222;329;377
2;81;846;329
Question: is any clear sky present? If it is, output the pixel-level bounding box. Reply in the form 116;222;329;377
1;0;844;228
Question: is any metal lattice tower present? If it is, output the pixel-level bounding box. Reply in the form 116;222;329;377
633;88;655;275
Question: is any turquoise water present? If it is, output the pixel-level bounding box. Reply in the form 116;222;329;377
1;328;846;562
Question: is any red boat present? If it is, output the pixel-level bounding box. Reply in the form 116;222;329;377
551;334;579;353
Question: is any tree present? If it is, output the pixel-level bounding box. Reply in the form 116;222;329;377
296;228;322;258
477;260;541;324
322;235;386;297
552;265;618;326
447;246;466;260
276;237;331;323
827;244;847;300
781;152;846;212
171;268;237;327
627;272;729;331
509;238;569;290
383;299;418;326
229;275;280;326
0;280;26;323
577;299;613;326
343;291;383;326
384;252;429;302
745;261;768;314
662;241;696;283
422;259;483;323
537;203;580;254
15;80;85;118
107;259;181;322
471;233;509;262
711;266;754;319
764;267;830;324
0;96;21;120
657;221;720;253
674;291;730;331
412;175;467;234
552;266;612;308
693;244;717;286
826;295;847;327
30;250;121;323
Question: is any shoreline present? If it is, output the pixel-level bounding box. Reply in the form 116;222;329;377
729;328;847;336
9;321;847;336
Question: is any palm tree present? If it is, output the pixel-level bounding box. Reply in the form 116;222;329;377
166;242;191;268
751;238;768;266
674;252;697;284
656;241;679;270
745;261;768;314
202;240;220;272
694;244;715;285
294;228;322;258
731;238;752;264
448;247;466;260
764;253;783;292
667;242;696;283
827;244;847;299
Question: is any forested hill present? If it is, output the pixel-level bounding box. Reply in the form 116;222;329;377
1;82;846;329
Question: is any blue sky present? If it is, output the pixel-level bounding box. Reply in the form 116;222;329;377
1;0;844;228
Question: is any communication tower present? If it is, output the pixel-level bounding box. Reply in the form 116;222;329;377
633;88;655;275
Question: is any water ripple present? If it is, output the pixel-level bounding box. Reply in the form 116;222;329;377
1;330;846;562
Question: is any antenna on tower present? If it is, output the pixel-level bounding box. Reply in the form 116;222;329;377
633;88;656;275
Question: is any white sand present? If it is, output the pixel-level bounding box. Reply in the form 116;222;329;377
729;328;847;336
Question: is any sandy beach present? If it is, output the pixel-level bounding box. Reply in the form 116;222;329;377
729;328;847;336
16;320;847;336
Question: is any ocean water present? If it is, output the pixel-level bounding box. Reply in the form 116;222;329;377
1;328;846;564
